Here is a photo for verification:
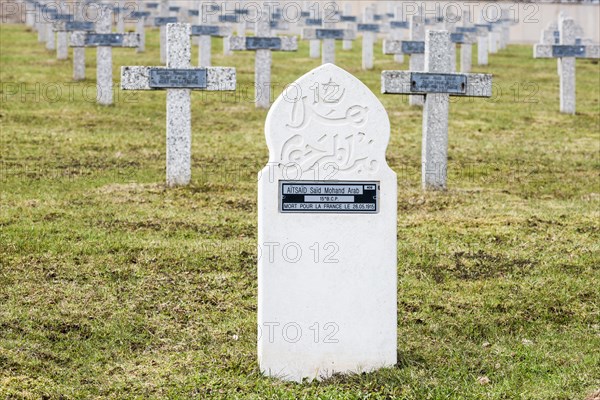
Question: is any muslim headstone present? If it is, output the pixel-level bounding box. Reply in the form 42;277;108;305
258;63;397;381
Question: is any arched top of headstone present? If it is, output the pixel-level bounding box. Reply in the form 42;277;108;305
265;64;391;180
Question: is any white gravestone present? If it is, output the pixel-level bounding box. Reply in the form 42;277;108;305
382;15;425;106
131;11;150;52
302;23;355;65
121;23;236;186
389;8;408;64
258;63;397;382
534;18;600;115
70;7;139;105
359;7;378;71
382;31;492;191
191;24;231;67
304;18;323;59
342;3;355;50
476;22;490;66
230;10;298;109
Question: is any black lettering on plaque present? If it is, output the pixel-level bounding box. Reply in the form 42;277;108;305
149;69;208;89
410;73;468;94
552;45;586;58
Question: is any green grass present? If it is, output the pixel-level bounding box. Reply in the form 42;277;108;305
1;23;599;399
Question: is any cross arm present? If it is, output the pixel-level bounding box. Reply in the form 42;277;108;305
121;67;236;91
381;71;493;97
229;36;298;51
534;44;600;59
70;32;140;47
383;40;402;55
301;28;356;41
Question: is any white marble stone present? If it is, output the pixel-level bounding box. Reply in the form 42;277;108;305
342;3;354;50
258;63;397;382
136;15;146;52
361;7;375;70
96;7;113;106
159;0;169;63
309;40;320;58
229;11;298;109
382;31;492;190
477;25;489;66
409;14;424;106
120;23;236;186
46;22;55;50
56;30;68;60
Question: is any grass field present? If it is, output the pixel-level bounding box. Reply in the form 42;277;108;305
1;22;599;399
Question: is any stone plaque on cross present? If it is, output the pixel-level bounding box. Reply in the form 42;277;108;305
382;31;492;191
230;10;298;109
69;7;139;105
302;20;356;65
534;17;599;114
258;63;397;381
121;23;236;187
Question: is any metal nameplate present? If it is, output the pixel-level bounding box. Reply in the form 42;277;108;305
552;45;585;57
401;41;425;54
280;181;379;214
130;11;150;18
358;23;379;32
218;15;238;23
84;33;124;46
316;29;344;39
410;73;467;94
301;11;310;17
450;33;465;43
53;14;72;21
575;38;582;45
390;21;409;29
340;16;357;22
246;37;282;50
305;18;322;26
475;23;492;31
191;25;220;36
456;27;477;33
149;69;207;89
146;2;158;8
188;10;199;16
65;21;94;31
234;9;249;15
154;17;177;26
374;14;383;21
169;6;180;12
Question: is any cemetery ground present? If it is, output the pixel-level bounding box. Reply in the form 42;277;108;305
1;23;599;399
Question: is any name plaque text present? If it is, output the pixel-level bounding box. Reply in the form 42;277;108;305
191;25;220;36
280;181;379;213
154;17;177;26
401;40;425;54
552;45;586;58
410;73;467;94
358;24;379;32
246;37;282;50
316;29;344;39
149;69;207;89
84;33;123;46
65;21;94;31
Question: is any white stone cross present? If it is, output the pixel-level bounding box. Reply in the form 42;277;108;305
304;18;323;59
534;17;600;114
382;14;425;106
53;18;94;78
130;11;151;53
382;31;492;191
258;63;397;382
475;22;491;66
190;24;231;67
69;7;140;105
358;7;379;70
218;14;238;56
388;7;409;64
450;31;477;73
230;10;297;109
154;10;178;64
50;11;72;60
121;23;236;187
341;3;356;50
302;20;356;65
